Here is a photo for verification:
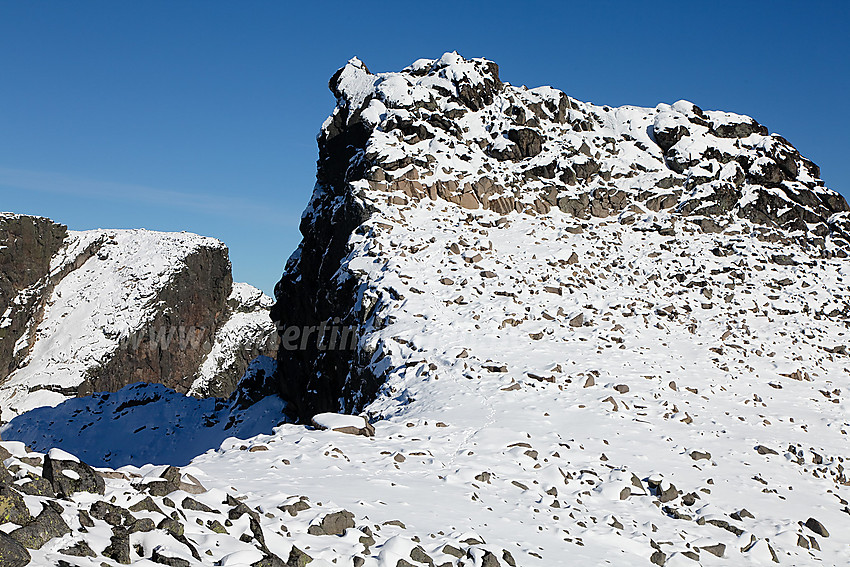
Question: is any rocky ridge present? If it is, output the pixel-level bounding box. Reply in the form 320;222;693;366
0;214;278;420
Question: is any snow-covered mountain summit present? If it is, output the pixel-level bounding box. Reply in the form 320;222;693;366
266;53;850;565
274;50;849;420
0;214;277;419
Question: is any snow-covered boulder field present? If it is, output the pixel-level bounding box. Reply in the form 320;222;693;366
0;214;278;419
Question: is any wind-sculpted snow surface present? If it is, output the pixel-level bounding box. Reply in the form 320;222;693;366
265;53;850;565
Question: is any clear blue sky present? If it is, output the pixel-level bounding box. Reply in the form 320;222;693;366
1;1;847;295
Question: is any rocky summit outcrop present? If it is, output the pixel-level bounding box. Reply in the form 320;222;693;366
0;215;278;420
272;52;850;421
265;54;850;564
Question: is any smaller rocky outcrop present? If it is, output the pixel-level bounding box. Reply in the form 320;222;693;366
0;218;279;421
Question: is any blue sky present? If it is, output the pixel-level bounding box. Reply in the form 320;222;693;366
1;1;847;295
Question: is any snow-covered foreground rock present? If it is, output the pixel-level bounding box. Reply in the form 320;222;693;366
0;216;278;419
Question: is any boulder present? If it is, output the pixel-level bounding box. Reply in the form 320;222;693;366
58;541;96;558
311;413;375;437
42;449;105;498
151;547;191;567
804;517;829;537
286;545;313;567
90;500;135;527
102;527;131;564
9;503;71;550
0;485;32;526
139;466;205;497
306;510;355;536
12;473;53;497
506;128;543;159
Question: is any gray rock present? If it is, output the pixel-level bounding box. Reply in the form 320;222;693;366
12;474;53;497
657;483;679;503
804;517;829;537
699;543;725;557
129;496;165;516
755;445;778;455
252;552;287;567
0;486;32;526
442;545;464;558
157;517;184;536
410;545;434;566
181;496;215;513
286;545;313;567
58;540;96;557
0;531;30;567
9;503;71;550
279;499;310;517
151;547;191;567
129;518;156;533
307;510;355;536
102;527;131;564
90;500;135;527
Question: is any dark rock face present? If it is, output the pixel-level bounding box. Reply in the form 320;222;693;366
81;245;232;395
271;77;378;421
0;215;67;383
